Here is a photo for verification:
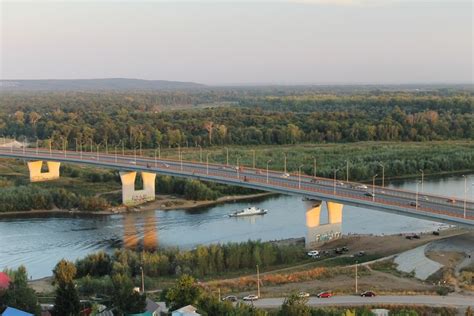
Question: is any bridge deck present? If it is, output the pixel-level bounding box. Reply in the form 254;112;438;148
0;147;473;226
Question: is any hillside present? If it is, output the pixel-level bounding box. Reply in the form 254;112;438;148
0;78;205;91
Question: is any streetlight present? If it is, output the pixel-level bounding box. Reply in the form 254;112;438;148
415;181;420;211
178;144;183;171
197;145;202;162
313;157;317;178
283;153;287;174
346;160;350;182
206;153;211;175
115;145;118;163
139;141;142;157
463;175;467;219
105;139;108;155
266;159;272;184
372;174;378;202
251;149;256;169
333;168;339;195
49;139;52;157
36;137;39;155
237;157;241;179
298;164;304;189
378;162;385;188
157;143;161;159
355;261;358;294
419;169;424;193
224;147;229;165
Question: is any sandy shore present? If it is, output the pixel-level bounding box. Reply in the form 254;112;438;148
0;192;275;218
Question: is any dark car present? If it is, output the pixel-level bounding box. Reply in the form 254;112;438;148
360;291;376;297
433;231;440;236
342;246;349;252
354;251;365;257
335;248;344;255
222;295;238;302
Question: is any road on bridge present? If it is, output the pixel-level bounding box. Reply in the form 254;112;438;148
0;146;473;226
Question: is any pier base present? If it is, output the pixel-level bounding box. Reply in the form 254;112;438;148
27;161;61;182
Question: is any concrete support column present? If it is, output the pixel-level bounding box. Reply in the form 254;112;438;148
305;201;323;228
119;171;156;206
27;161;61;182
327;201;343;224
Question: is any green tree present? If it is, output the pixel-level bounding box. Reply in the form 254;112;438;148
165;274;202;311
111;274;146;315
53;260;80;316
278;293;311;316
0;266;41;315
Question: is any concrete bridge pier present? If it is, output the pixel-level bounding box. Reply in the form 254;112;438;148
305;200;344;249
119;171;156;206
27;161;61;182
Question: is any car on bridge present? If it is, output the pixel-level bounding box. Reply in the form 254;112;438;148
409;201;419;207
364;192;375;198
281;172;290;178
356;184;368;190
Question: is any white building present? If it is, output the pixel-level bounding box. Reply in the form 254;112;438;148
171;305;201;316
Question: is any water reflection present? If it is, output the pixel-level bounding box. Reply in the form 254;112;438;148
123;214;158;251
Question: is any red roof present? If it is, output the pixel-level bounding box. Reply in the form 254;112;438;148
0;272;11;289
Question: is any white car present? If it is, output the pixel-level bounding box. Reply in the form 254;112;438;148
129;161;136;165
281;172;290;178
307;250;319;257
356;184;368;190
298;292;310;298
243;294;259;301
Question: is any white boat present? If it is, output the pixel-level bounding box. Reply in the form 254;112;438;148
229;206;268;217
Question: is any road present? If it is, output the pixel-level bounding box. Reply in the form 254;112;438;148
0;146;473;226
250;295;474;308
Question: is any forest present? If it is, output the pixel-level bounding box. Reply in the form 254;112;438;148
0;88;472;149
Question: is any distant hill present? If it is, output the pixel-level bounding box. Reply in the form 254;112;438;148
0;78;206;91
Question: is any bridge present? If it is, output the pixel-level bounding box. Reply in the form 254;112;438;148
0;145;473;228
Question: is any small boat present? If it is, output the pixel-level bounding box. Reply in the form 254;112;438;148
229;206;268;217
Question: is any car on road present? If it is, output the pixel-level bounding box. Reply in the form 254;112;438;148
433;231;440;236
281;172;290;178
364;192;375;198
360;291;376;297
310;178;319;183
129;161;136;164
243;294;259;301
422;196;429;201
409;201;419;207
356;184;368;190
316;291;332;298
307;250;319;257
162;163;170;168
298;292;310;298
337;181;345;186
222;295;238;302
354;251;365;257
447;198;456;204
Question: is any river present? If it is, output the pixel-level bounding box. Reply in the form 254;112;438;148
0;174;472;279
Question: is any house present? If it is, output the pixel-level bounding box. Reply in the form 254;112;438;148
171;305;201;316
124;299;167;316
1;307;34;316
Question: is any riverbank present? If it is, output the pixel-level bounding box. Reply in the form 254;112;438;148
0;192;275;218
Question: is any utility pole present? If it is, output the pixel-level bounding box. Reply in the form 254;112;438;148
298;164;304;189
225;147;229;165
284;153;287;173
355;261;358;294
140;266;144;293
252;150;256;169
206;153;211;175
378;162;385;188
256;265;260;298
372;174;378;202
266;160;272;184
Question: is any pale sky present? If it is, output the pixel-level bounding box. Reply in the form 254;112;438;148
0;0;472;85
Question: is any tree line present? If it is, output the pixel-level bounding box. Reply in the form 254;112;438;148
0;90;472;150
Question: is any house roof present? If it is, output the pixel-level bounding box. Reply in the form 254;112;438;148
145;298;160;313
2;307;34;316
0;272;10;289
174;305;198;313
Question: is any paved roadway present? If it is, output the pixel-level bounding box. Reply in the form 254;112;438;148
250;295;474;308
0;146;473;226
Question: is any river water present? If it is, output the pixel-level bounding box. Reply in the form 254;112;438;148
0;174;472;279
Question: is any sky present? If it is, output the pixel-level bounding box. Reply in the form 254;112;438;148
0;0;472;85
